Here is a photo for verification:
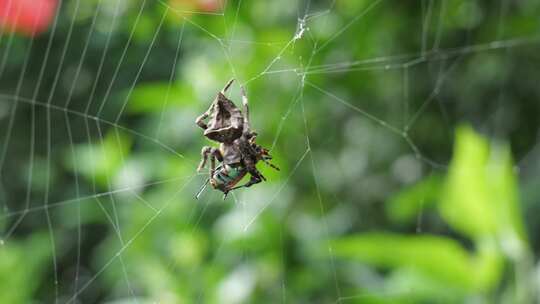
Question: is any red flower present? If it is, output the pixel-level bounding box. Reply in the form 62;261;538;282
169;0;221;14
0;0;57;36
196;0;220;12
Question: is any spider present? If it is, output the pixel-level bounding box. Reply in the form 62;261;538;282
195;80;279;198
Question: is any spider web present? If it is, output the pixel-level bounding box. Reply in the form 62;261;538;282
0;0;538;302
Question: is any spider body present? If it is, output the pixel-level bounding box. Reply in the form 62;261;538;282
196;80;279;197
203;136;276;194
196;79;244;143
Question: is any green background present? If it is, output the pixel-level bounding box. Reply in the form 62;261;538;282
1;0;540;303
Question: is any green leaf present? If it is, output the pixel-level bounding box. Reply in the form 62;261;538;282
386;175;442;224
439;125;496;238
331;232;502;292
486;146;527;244
440;125;527;247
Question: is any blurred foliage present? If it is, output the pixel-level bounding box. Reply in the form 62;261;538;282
0;234;51;303
332;126;532;303
0;0;540;303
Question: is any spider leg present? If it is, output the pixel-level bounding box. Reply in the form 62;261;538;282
209;151;216;177
197;146;212;172
230;163;265;192
262;159;280;171
195;109;211;130
240;86;251;135
213;147;223;162
195;178;210;200
257;146;279;170
249;173;265;183
209;147;223;177
221;79;235;93
248;133;258;145
246;158;265;180
230;175;263;192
